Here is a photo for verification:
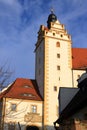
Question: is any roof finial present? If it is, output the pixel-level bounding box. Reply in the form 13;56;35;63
50;7;54;14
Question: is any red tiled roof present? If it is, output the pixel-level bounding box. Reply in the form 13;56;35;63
72;48;87;69
0;78;42;101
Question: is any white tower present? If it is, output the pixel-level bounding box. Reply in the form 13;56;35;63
35;12;73;130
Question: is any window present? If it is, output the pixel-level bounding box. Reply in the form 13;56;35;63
54;86;57;91
24;85;32;88
22;93;35;97
60;34;63;37
31;105;37;113
57;66;60;70
56;42;60;47
53;33;55;36
11;104;17;111
59;77;60;81
77;75;80;79
8;122;15;130
57;53;60;58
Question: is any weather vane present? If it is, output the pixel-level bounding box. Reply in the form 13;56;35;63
50;7;54;14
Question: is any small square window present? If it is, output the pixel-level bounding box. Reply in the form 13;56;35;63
77;75;80;78
53;33;55;36
57;66;60;70
54;86;57;91
11;104;17;111
31;105;37;113
57;54;60;58
56;42;60;47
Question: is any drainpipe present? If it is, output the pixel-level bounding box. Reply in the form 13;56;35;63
72;69;74;88
2;98;6;130
18;122;21;130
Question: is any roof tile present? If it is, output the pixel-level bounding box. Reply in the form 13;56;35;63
72;48;87;69
0;78;42;101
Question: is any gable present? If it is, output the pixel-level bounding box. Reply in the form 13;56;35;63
0;78;42;101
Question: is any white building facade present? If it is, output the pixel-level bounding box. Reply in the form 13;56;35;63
35;12;86;130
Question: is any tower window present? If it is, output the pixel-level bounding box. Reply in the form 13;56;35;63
60;34;63;37
56;42;60;47
57;66;60;70
57;53;60;58
54;86;57;91
53;33;55;36
59;77;60;81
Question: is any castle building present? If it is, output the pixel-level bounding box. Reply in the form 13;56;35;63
35;11;86;130
0;12;87;130
56;70;87;130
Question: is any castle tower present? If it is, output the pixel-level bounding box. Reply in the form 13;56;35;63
35;12;73;130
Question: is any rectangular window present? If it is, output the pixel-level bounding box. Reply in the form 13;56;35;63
57;53;60;58
57;66;60;70
54;86;57;91
31;105;37;113
8;122;15;130
11;104;17;111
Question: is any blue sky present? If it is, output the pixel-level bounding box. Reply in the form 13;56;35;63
0;0;87;82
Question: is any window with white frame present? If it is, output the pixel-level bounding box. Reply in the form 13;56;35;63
11;104;17;111
31;105;37;113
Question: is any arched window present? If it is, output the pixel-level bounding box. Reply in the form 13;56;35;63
26;126;39;130
56;42;60;47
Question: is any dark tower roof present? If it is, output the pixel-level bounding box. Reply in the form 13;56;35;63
47;11;57;29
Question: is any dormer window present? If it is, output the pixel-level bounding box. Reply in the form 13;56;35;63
24;85;32;88
22;93;35;98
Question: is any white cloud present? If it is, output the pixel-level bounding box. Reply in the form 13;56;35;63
0;0;87;80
